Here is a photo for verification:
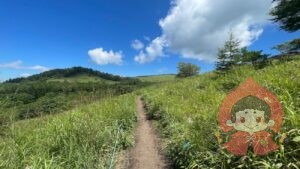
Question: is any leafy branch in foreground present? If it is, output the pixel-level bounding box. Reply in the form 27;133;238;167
270;0;300;32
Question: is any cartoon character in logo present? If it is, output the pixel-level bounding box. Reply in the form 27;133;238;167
224;96;278;156
218;78;283;156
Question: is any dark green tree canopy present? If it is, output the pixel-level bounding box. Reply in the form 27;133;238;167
273;38;300;54
241;48;268;63
270;0;300;32
176;62;200;78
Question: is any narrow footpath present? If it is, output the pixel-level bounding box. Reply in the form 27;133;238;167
129;97;169;169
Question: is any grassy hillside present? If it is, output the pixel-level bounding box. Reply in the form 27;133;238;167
46;74;118;84
138;74;176;83
0;67;143;123
0;94;136;168
141;58;300;168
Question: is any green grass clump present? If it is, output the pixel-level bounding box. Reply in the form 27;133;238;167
0;94;137;169
141;58;300;168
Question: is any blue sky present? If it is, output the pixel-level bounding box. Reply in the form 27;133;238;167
0;0;299;81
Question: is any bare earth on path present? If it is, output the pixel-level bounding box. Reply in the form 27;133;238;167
128;96;169;169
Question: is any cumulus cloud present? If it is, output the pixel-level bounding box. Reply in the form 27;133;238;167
131;39;144;50
0;60;50;72
88;48;123;65
136;0;272;63
134;37;167;64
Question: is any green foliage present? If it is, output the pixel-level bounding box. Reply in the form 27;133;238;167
0;94;137;168
240;47;270;69
216;33;241;71
141;58;300;168
270;0;300;32
273;38;300;54
176;62;200;78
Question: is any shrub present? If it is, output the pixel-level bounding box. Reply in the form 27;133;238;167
176;62;200;78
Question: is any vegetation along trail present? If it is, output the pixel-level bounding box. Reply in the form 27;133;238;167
129;97;169;169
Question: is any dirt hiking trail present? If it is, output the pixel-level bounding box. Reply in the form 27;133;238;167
128;96;169;169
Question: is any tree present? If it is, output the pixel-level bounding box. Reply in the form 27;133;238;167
270;0;300;32
176;62;200;78
241;48;262;64
216;48;229;71
240;47;269;69
216;33;241;71
273;38;300;54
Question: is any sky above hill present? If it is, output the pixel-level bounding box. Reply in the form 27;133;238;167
0;0;299;81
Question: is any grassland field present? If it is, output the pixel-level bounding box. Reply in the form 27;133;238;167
0;57;299;169
0;94;136;169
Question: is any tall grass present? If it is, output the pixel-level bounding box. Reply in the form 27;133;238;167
141;58;300;168
0;94;137;169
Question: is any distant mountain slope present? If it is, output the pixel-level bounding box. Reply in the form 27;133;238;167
5;67;136;83
0;67;143;121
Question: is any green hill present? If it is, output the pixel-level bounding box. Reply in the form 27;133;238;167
46;74;117;84
5;66;136;84
0;67;142;122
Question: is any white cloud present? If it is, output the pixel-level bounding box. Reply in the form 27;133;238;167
134;37;167;64
29;65;49;72
0;60;49;72
137;0;272;63
0;60;22;69
134;51;148;64
20;73;31;77
131;39;144;50
88;48;123;65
